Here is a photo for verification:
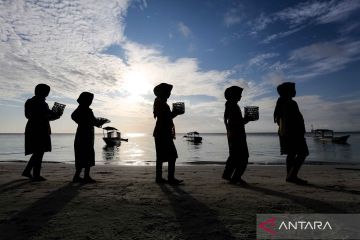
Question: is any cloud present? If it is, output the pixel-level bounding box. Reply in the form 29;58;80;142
0;0;273;133
340;22;360;35
317;0;360;24
275;1;331;25
248;53;279;67
0;0;129;101
276;0;360;25
250;0;360;42
288;39;360;80
298;95;360;131
136;0;148;11
262;72;288;87
177;22;192;38
258;38;360;85
224;8;242;27
246;53;290;74
249;13;272;35
3;0;357;133
262;26;305;43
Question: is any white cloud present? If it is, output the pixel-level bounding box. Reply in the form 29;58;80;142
248;53;279;67
298;95;360;131
276;1;331;25
246;53;290;74
250;0;360;42
0;0;270;132
288;39;360;80
262;72;288;87
340;22;360;35
317;0;360;24
249;13;272;35
276;0;360;25
262;26;305;44
0;0;129;100
177;22;192;38
2;1;357;134
224;8;242;27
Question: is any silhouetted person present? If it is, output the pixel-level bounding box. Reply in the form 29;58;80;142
22;84;62;181
222;86;249;185
153;83;182;185
274;82;309;184
71;92;106;183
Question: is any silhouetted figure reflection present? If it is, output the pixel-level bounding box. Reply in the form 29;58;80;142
222;86;249;185
153;83;183;185
274;82;309;184
71;92;107;183
22;84;62;181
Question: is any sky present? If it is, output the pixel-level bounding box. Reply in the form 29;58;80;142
0;0;360;133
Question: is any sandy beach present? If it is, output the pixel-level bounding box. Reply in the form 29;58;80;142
0;162;359;240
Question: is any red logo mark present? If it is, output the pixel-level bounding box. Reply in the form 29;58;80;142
259;217;277;236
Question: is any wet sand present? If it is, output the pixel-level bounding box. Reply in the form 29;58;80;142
0;162;359;240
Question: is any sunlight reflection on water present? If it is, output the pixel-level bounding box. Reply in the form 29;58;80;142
0;133;359;166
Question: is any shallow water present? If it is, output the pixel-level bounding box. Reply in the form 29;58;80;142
0;132;359;166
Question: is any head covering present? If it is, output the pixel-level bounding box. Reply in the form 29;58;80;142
277;82;296;97
77;92;94;106
34;84;50;97
224;86;243;101
153;83;173;98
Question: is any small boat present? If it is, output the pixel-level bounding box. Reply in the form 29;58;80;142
102;126;128;147
183;131;202;143
312;129;350;144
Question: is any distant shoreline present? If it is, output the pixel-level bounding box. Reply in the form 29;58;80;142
0;131;359;135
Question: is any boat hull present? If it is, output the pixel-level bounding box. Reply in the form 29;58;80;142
103;137;121;147
316;135;350;144
185;136;202;143
332;135;350;144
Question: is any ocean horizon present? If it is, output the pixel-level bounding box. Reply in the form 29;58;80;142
0;132;359;166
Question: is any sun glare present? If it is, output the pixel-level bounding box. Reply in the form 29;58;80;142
124;71;151;98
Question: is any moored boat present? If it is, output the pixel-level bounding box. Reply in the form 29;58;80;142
102;126;128;147
183;131;202;143
312;129;350;144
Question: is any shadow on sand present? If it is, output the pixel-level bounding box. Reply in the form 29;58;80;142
306;183;360;196
0;179;31;194
159;184;236;240
243;185;349;213
0;183;81;240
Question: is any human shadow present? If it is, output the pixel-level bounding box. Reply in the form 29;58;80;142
0;179;30;194
159;184;236;240
305;183;360;196
0;183;81;240
336;167;360;171
243;185;348;213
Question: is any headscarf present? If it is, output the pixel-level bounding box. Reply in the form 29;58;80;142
277;82;295;98
274;82;296;123
224;86;243;101
153;83;173;99
77;92;94;106
34;84;50;98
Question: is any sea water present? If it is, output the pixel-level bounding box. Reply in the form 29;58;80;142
0;133;359;166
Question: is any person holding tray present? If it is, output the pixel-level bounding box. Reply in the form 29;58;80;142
22;84;63;181
222;86;250;185
71;92;109;183
274;82;308;184
153;83;183;185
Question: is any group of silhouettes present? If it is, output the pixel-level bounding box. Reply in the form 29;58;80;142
22;82;308;185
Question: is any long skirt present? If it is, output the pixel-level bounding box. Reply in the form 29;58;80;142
154;137;178;162
279;136;309;156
